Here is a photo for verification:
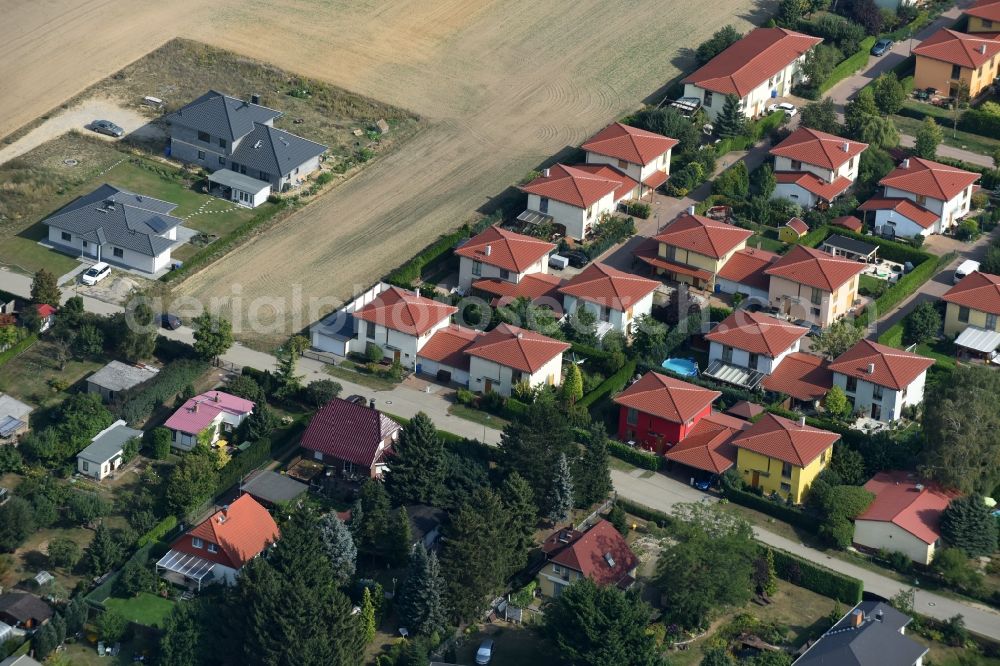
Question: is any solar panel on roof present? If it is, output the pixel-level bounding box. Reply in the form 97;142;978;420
146;216;169;234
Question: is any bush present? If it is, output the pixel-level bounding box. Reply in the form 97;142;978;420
577;360;636;410
137;515;178;548
146;427;172;459
456;388;475;405
0;334;37;369
958;105;1000;139
770;548;863;604
624;201;651;219
614;498;678;529
608;441;663;471
365;342;384;364
721;483;819;533
818;37;878;94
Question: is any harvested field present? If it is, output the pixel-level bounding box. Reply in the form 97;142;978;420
2;0;775;347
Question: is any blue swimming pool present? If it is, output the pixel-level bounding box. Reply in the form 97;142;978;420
661;357;698;377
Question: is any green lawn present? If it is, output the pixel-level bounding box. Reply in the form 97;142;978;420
748;234;786;253
3;231;80;276
325;359;400;391
104;592;175;628
0;339;105;411
447;403;509;430
455;626;560;666
893;114;1000;157
915;338;957;370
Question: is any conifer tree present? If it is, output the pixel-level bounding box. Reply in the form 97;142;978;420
360;587;376;644
716;95;747;138
354;479;391;557
940;495;998;557
398;544;447;636
561;364;584;405
501;471;537;574
319;513;357;585
500;400;574;512
65;595;89;635
547;453;574;523
384;412;445;506
573;425;612;507
386;507;412;567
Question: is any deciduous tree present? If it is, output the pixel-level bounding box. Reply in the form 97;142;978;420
810;320;864;359
872;73;905;116
192;312;234;361
799;98;842;134
165;445;220;517
0;497;36;552
696;25;743;65
914;115;943;160
822;385;851;419
303;379;342;408
31;269;61;307
902;301;941;346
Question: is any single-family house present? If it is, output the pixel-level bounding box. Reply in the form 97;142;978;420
0;592;52;630
726;400;765;421
703;311;809;389
853;471;956;565
353;286;457;369
299;397;401;478
716;247;780;305
537;520;639;598
0;393;33;444
819;234;878;263
663;410;747;478
455;225;554;292
239;469;308;508
559;263;659;336
778;217;809;243
416;325;482;386
76;420;142;481
472;273;565;316
86;360;159;403
613;371;721;452
635;211;753;291
682;28;822;120
765;244;865;327
793;602;928;666
965;0;1000;33
166;90;327;192
761;351;833;411
942;270;1000;337
770;127;867;209
867;157;979;236
913;28;1000;99
156;494;278;590
406;505;448;551
42;184;182;274
581;122;679;196
828;339;934;422
164;390;255;450
519;164;639;241
464;323;570;396
858;197;942;240
731;413;839;503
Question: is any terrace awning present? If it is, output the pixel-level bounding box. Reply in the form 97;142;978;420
156;549;216;587
954;326;1000;354
516;210;553;226
0;416;25;438
703;359;766;390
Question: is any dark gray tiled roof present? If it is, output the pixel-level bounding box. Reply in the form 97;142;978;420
240;470;308;504
166;90;281;141
43;184;182;257
793;601;927;666
821;234;878;257
230;123;327;179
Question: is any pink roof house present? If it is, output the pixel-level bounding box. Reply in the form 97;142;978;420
164;390;255;451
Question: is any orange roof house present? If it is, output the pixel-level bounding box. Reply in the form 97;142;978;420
635;212;752;290
773;171;853;206
614;372;720;450
873;157;980;235
831;215;863;233
913;29;1000;98
770;128;866;209
472;272;565;315
353;286;457;370
537;520;639;596
704;312;808;384
765;245;865;327
761;351;833;407
664;411;747;474
716;247;780;300
770;127;867;172
464;323;569;396
455;226;555;291
582;122;679;191
858;197;941;239
559;263;659;334
965;0;1000;32
942;271;1000;336
828;339;934;422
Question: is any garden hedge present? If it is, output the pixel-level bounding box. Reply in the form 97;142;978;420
578;359;636;409
608;441;664;471
858;251;955;328
137;515;178;548
385;214;497;287
215;436;273;495
877;321;904;347
769;547;864;604
0;333;37;369
115;359;210;425
722;485;819;533
818;37;878;94
615;498;677;528
958;108;1000;140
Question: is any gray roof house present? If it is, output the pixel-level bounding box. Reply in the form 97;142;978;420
42;184;183;274
793;601;927;666
87;360;160;403
77;419;142;481
166;90;327;197
0;393;33;443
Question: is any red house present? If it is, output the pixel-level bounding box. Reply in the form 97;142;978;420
612;371;720;452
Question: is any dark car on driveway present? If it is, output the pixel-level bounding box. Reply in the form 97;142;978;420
160;313;182;330
91;119;124;137
870;39;893;56
564;251;589;268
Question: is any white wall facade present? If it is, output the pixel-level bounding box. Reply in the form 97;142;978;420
772;182;819;209
77;452;121;481
352;318;452;370
526;191;617;241
458;255;548;292
684;55;807;121
171;410;251;451
871;210;933;239
882;185;972;234
774;154;860;183
708;339;800;374
854;519;935;565
415;356;471;386
715;279;770;305
468;354;563;397
584;150;672;188
832;370;926;422
47;227;173;274
563;291;653;335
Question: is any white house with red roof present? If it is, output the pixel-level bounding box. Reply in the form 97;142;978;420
351;285;457;370
415;325;482;386
828;339;934;422
853;471;957;565
299;396;401;478
765;244;865;327
164;390;255;450
559;263;659;336
858;197;941;239
581;122;679;196
537;520;639;598
770;128;867;209
716;247;780;304
455;225;554;292
464;323;569;396
155;494;278;590
519;164;639;241
682;27;822;120
761;351;833;411
704;311;809;389
863;157;979;236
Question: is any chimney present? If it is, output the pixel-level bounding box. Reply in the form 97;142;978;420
687;205;696;216
902;158;910;169
798;416;806;427
542;168;550;177
978;44;987;54
866;362;875;374
851;609;864;627
369;398;376;410
213;393;220;402
517;332;524;339
192;403;198;413
876;610;884;623
915;483;925;492
485;244;492;257
842;141;850;153
251;93;261;105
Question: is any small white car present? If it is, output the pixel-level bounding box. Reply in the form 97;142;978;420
768;102;798;117
81;262;111;286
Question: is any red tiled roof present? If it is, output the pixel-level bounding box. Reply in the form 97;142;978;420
653;212;753;259
455;225;555;273
643;170;670;189
300;397;401;467
175;494;279;569
879;157;979;202
36;304;57;318
355;286;456;336
682;28;822;97
705;311;808;356
913;28;1000;68
613;371;720;424
633;239;714;281
785;217;809;236
765;244;865;291
473;273;565;315
942;270;1000;315
717;247;779;291
464;323;569;374
665;415;742;474
417;325;482;371
520;163;634;208
544;520;639;587
581;122;679;166
858;198;939;230
774;171;853;201
731;412;840;467
858;471;958;544
726;400;765;420
829;339;934;391
832;215;863;233
761;352;833;402
966;0;1000;22
559;262;659;311
770;127;867;170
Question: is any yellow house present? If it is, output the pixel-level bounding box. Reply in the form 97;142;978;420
634;211;752;290
778;217;809;244
731;412;840;504
965;0;1000;34
764;244;865;328
913;28;1000;99
941;270;1000;337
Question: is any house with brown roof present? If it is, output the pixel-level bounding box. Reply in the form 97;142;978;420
634;210;752;291
299;396;401;478
771;128;867;209
942;270;1000;338
581;122;679;196
682;27;822;120
613;371;721;451
519;164;639;240
464;323;570;396
853;471;957;565
716;247;780;304
559;263;659;335
914;28;1000;99
155;494;279;590
703;311;809;389
537;520;639;598
351;285;457;370
0;592;52;630
732;413;840;503
965;0;1000;33
455;225;554;292
761;351;833;411
765;244;865;327
829;339;934;422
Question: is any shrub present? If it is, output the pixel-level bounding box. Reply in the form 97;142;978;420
578;360;636;409
137;515;178;548
770;548;863;604
624;201;651;219
721;483;818;533
365;342;384;363
607;441;663;471
115;360;209;425
456;388;475;405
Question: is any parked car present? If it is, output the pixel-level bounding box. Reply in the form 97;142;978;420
870;39;893;56
160;313;182;330
954;259;980;284
563;251;589;268
345;394;367;405
81;262;111;286
475;638;495;665
767;102;797;117
90;120;124;137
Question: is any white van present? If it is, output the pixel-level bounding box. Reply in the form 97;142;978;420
954;259;980;285
81;262;111;286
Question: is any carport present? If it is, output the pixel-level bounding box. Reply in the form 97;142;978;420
954;326;1000;362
